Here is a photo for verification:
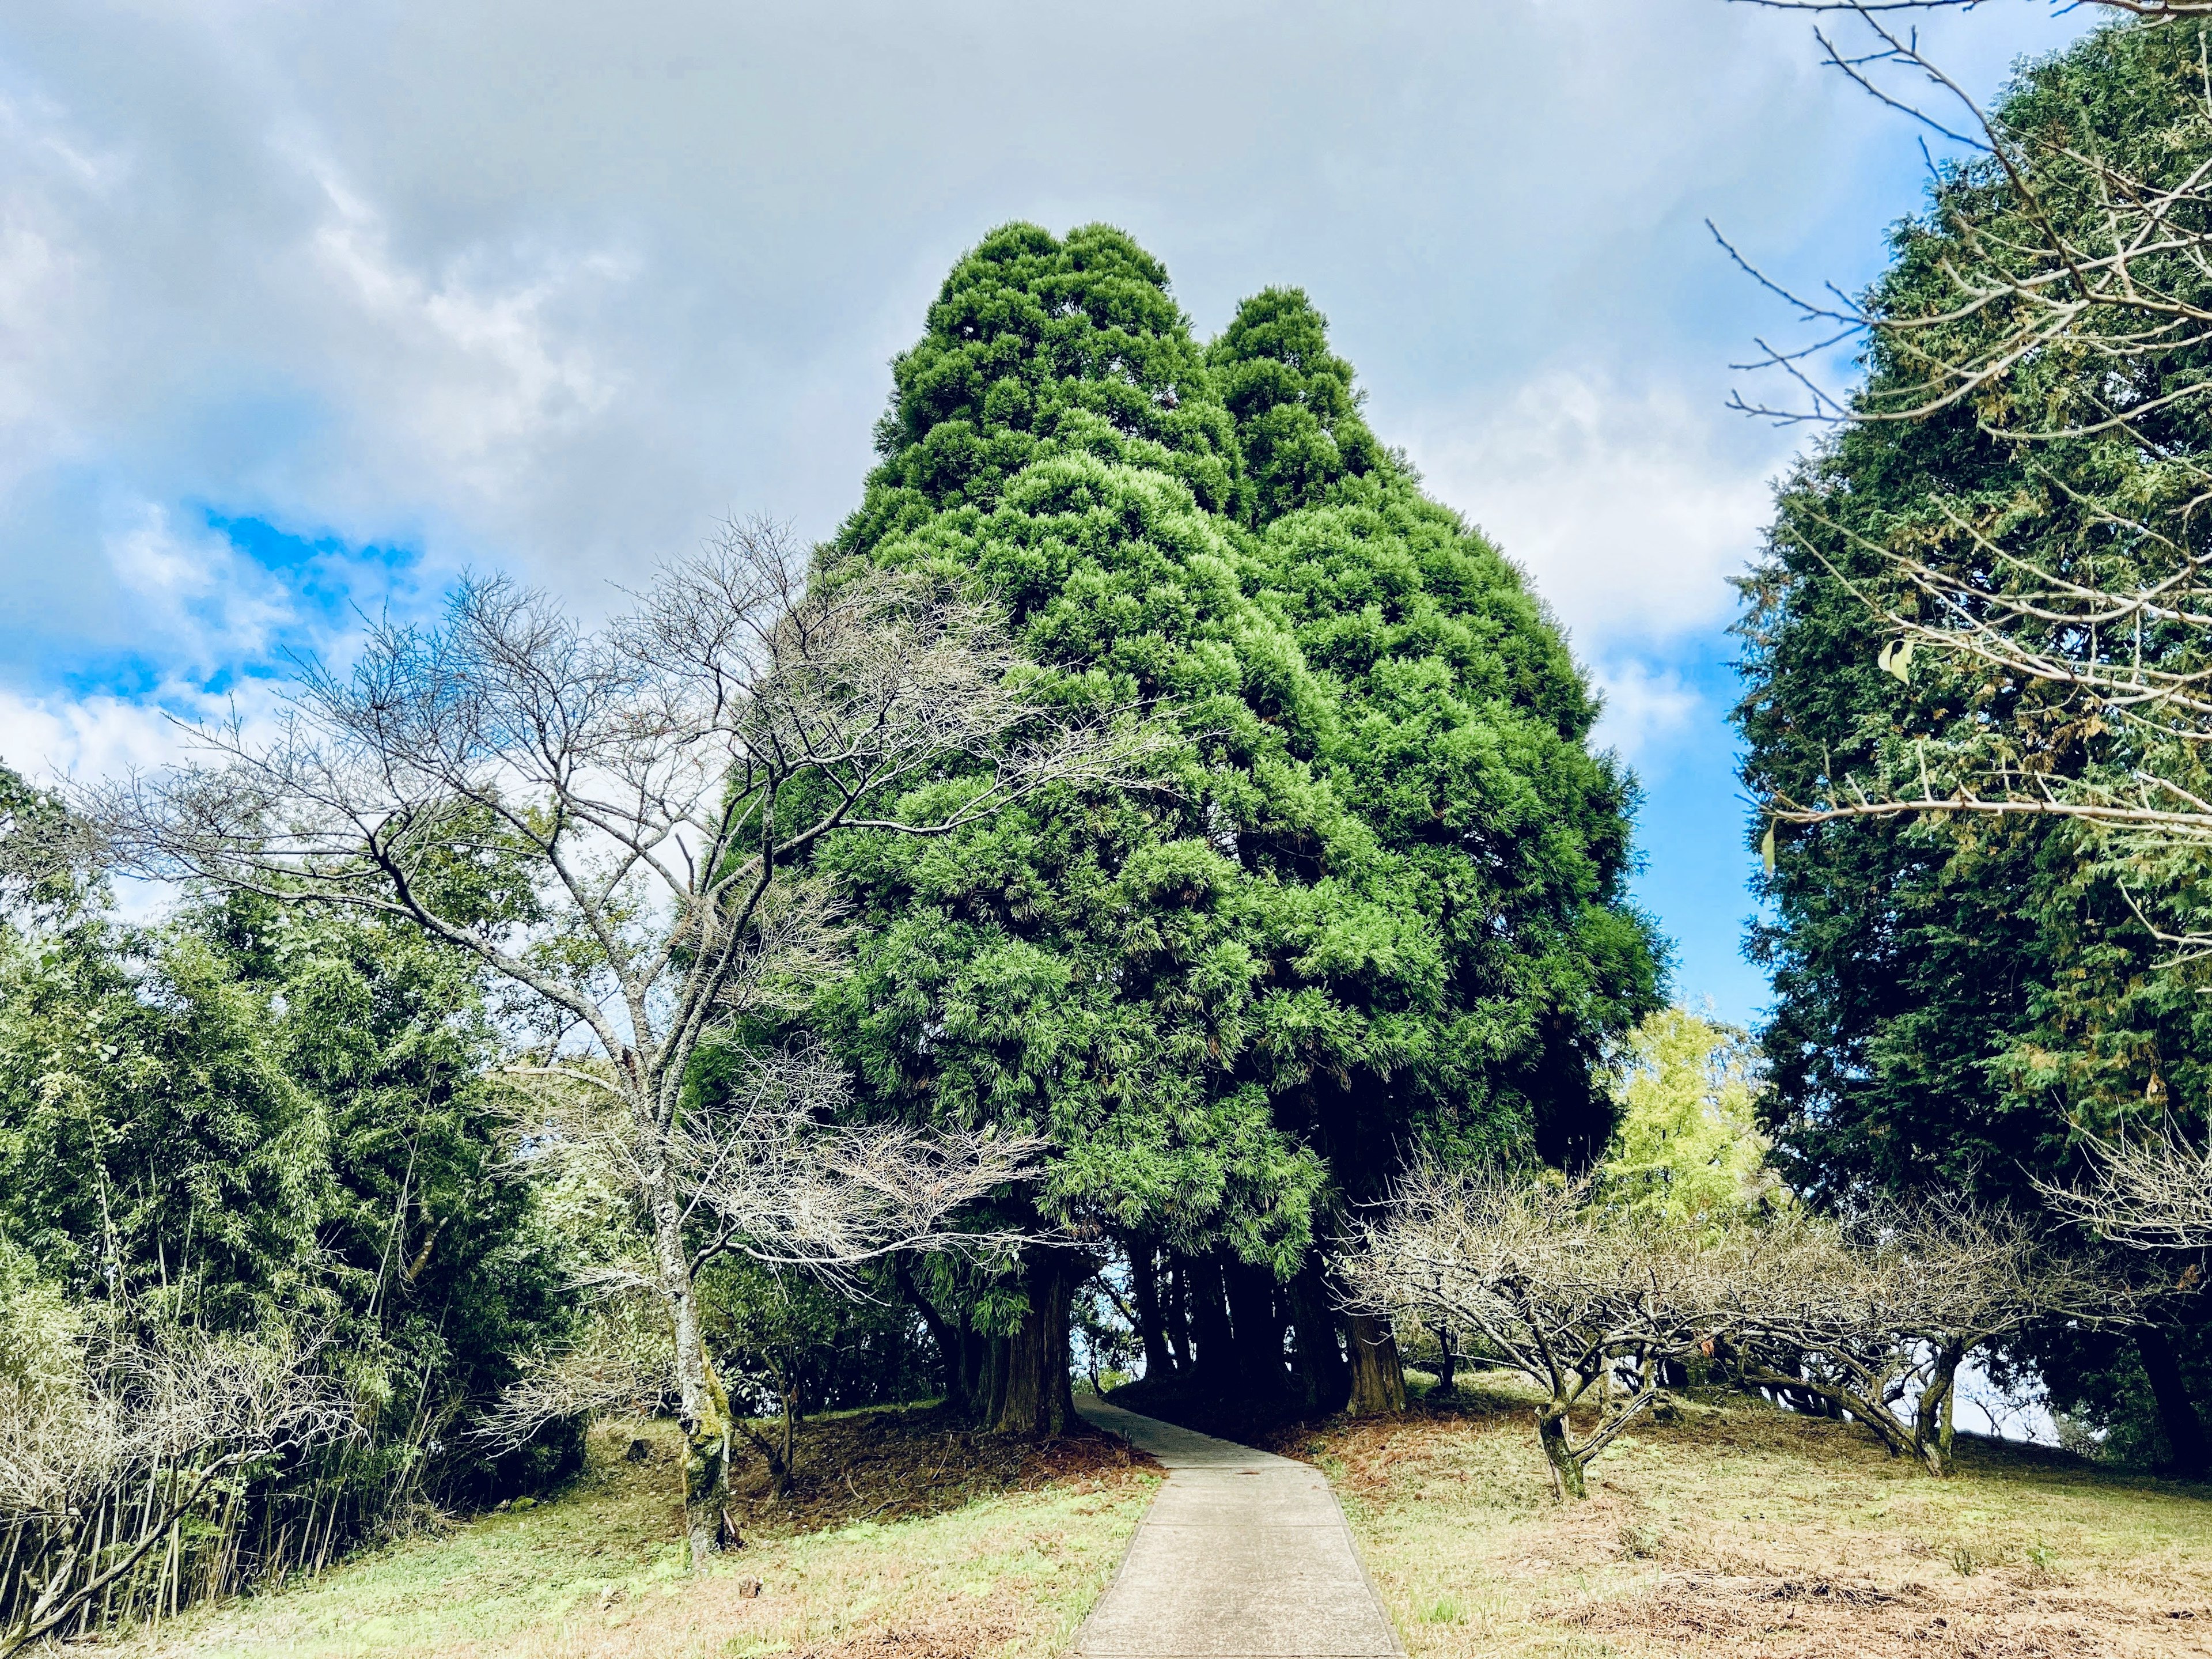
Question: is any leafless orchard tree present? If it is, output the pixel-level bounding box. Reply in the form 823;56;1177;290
0;1325;355;1656
2042;1130;2212;1247
1728;1195;2143;1474
1340;1169;1791;1499
1346;1173;2147;1492
88;521;1139;1567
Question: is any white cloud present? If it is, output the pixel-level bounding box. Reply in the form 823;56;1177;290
298;160;630;503
0;684;195;783
0;0;2092;830
1404;370;1786;657
1588;657;1703;763
100;503;298;672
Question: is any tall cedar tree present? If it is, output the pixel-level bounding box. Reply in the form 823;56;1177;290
819;226;1660;1429
1734;20;2212;1469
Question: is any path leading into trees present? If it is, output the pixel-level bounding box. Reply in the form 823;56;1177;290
1072;1398;1403;1659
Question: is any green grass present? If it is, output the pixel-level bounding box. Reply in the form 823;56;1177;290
1304;1372;2212;1658
123;1418;1156;1659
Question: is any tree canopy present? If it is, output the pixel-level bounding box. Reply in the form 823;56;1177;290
817;224;1662;1424
1733;16;2212;1468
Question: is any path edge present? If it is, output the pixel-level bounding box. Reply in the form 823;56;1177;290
1066;1396;1166;1657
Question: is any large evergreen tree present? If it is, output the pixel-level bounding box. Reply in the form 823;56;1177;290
1734;18;2212;1470
819;225;1660;1427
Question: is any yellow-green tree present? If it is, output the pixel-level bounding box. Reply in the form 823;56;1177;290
1601;1008;1776;1222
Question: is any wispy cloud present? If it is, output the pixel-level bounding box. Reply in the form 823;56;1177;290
1589;658;1703;762
1398;368;1786;763
297;158;632;502
0;681;206;783
1405;369;1784;654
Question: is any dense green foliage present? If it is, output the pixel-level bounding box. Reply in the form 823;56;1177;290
1598;1007;1775;1224
1734;18;2212;1465
0;767;581;1512
819;226;1659;1279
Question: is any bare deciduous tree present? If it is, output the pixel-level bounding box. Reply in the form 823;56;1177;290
1728;2;2212;1235
1738;2;2210;20
2042;1130;2212;1248
1346;1173;2148;1492
1728;1195;2140;1474
88;521;1134;1566
1342;1169;1789;1499
1733;5;2212;857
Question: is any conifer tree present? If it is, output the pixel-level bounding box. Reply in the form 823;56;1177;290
1733;17;2212;1469
819;227;1661;1427
1213;288;1662;1408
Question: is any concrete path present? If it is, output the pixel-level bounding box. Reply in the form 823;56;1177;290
1072;1397;1403;1659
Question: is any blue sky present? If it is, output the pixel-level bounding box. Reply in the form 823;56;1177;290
0;0;2094;1025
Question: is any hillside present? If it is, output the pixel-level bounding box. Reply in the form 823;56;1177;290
1291;1376;2212;1658
116;1410;1155;1659
87;1378;2212;1659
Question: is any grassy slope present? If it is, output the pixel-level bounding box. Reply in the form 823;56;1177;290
1300;1373;2212;1659
123;1414;1157;1659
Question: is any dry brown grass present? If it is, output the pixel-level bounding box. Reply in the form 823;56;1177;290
118;1408;1157;1659
1278;1373;2212;1659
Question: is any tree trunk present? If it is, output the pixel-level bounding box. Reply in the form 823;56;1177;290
971;1331;1010;1427
1428;1321;1458;1397
653;1185;728;1568
1535;1403;1585;1499
1128;1241;1177;1380
1346;1315;1406;1416
1287;1260;1349;1413
1225;1260;1287;1395
1187;1255;1237;1395
997;1245;1077;1437
1915;1342;1964;1475
1163;1257;1194;1372
2138;1325;2211;1478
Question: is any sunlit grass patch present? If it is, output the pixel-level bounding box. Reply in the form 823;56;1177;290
1298;1371;2212;1659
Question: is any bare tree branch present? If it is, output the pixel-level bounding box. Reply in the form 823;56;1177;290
2042;1128;2212;1245
81;518;1129;1566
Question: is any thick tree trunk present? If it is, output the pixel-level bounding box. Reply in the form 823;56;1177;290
1915;1342;1964;1475
653;1185;728;1568
2138;1325;2211;1478
972;1331;1010;1427
1535;1402;1586;1499
1225;1259;1287;1395
1128;1241;1177;1380
1187;1256;1236;1395
1287;1262;1349;1413
1345;1315;1406;1417
997;1245;1077;1437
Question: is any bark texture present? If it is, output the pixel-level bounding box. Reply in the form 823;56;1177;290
1345;1314;1406;1416
656;1188;729;1566
996;1245;1077;1436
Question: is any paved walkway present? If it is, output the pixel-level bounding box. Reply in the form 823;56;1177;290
1072;1397;1403;1659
